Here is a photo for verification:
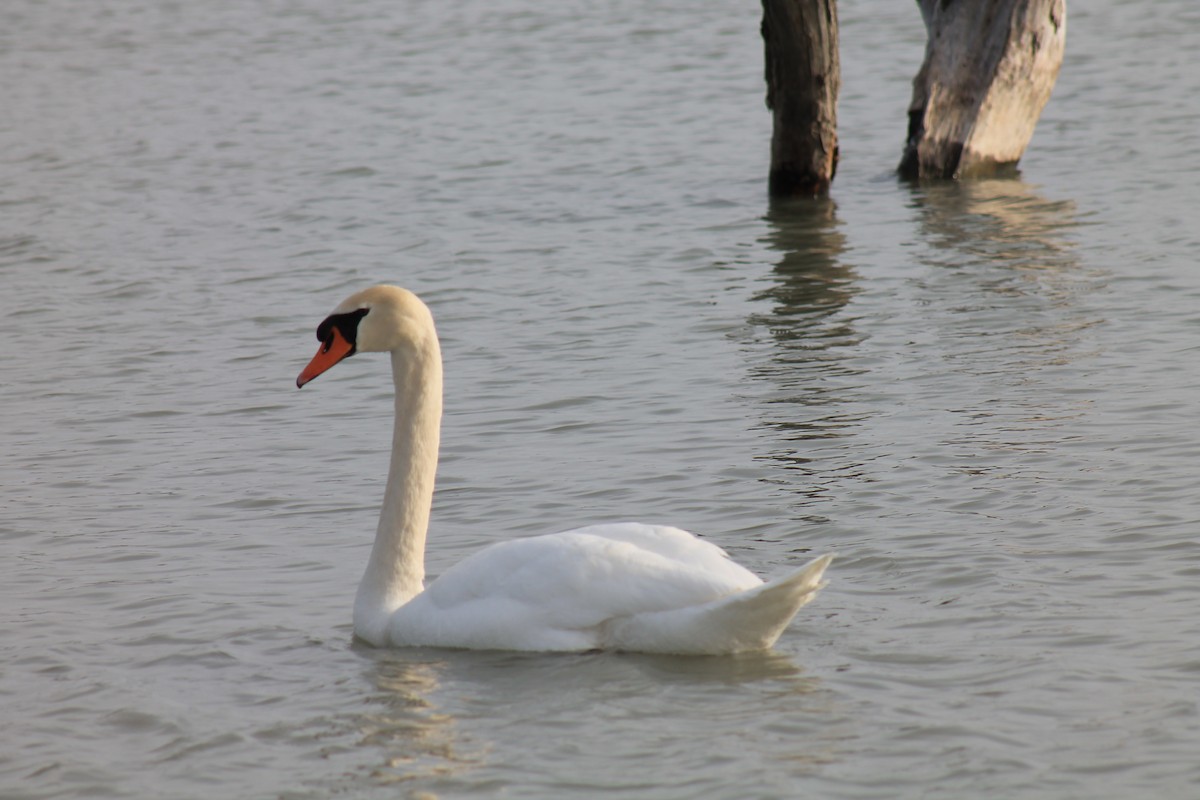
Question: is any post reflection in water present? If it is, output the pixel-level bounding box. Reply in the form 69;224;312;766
912;178;1081;276
746;178;1096;539
903;178;1095;457
748;196;866;513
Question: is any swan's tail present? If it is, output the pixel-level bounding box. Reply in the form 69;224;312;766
607;554;833;655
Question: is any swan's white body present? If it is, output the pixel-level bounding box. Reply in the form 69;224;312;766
298;285;831;655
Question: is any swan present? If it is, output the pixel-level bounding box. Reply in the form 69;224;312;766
296;285;832;654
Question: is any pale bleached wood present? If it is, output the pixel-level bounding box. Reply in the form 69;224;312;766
899;0;1066;179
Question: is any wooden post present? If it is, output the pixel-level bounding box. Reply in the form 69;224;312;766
761;0;840;196
899;0;1066;180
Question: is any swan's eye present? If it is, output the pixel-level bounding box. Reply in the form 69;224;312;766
315;308;369;353
315;320;334;351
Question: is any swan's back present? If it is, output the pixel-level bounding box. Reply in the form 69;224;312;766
385;523;828;654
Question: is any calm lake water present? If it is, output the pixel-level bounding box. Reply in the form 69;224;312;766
4;0;1200;797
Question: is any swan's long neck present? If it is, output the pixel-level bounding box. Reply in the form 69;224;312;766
354;338;442;645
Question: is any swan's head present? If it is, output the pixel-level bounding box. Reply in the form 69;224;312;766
296;285;436;388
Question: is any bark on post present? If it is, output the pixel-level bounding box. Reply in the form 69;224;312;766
761;0;840;196
899;0;1066;180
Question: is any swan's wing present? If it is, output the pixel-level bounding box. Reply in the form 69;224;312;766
560;522;739;567
388;524;763;651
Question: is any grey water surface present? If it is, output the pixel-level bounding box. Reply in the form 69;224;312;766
4;1;1200;798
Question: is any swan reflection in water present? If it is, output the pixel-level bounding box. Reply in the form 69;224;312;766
348;645;835;791
350;651;477;786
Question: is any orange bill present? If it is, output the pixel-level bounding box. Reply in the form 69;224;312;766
296;327;354;388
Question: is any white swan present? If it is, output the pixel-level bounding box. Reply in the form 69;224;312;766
296;285;832;654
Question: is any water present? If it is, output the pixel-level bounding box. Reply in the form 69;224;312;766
4;0;1200;797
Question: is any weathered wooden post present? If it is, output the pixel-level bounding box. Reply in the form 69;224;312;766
899;0;1066;179
761;0;840;196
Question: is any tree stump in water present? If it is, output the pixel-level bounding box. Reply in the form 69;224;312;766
899;0;1066;179
761;0;840;196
